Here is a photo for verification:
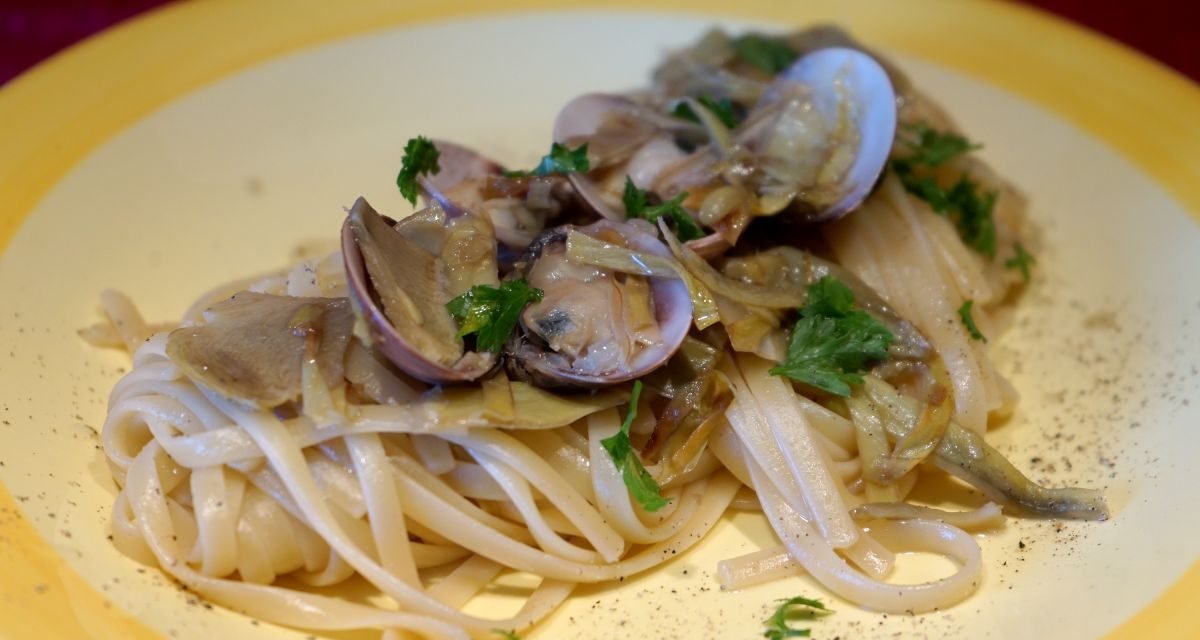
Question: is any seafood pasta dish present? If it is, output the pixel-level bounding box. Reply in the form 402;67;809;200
83;25;1106;640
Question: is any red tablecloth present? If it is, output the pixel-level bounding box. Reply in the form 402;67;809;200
1;1;1196;87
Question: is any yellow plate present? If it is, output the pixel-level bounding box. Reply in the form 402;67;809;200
1;1;1198;638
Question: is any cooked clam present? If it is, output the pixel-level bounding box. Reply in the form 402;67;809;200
651;25;911;123
419;139;578;249
342;197;498;384
744;47;896;222
552;93;694;219
554;46;896;254
418;139;504;217
553;93;727;257
505;220;692;388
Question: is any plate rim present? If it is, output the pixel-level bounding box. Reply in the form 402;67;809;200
0;1;1197;638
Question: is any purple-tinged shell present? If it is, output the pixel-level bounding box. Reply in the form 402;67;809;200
506;220;692;388
553;93;730;257
760;47;897;222
341;197;494;384
417;139;505;218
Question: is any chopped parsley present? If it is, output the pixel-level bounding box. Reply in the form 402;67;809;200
763;596;832;640
623;178;705;242
505;142;590;178
492;630;521;640
396;136;441;206
732;33;798;74
947;176;997;257
600;381;671;512
622;176;648;217
445;279;544;353
892;123;998;258
958;299;987;343
1005;241;1035;282
897;122;980;167
671;96;742;129
769;276;894;397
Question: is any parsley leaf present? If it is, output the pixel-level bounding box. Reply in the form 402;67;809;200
623;178;705;242
534;142;589;176
733;33;798;74
506;142;590;178
897;122;980;167
1005;241;1035;282
763;596;832;640
445;279;544;353
671;96;742;129
622;176;648;217
769;277;894;397
396;136;441;206
958;299;987;343
892;123;997;258
492;630;521;640
802;276;856;317
600;381;671;512
946;176;997;258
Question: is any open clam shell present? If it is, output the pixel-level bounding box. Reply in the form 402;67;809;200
505;220;692;388
553;93;658;221
553;93;731;257
341;198;495;384
417;139;505;218
554;47;897;255
754;47;897;222
417;138;591;256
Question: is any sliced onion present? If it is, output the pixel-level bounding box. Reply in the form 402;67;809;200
681;96;734;154
658;220;803;309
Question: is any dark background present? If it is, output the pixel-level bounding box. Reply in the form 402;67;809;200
1;0;1197;87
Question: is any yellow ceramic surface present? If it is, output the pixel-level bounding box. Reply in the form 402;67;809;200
1;1;1198;638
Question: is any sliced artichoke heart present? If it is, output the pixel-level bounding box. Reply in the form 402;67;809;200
166;292;354;409
422;381;630;430
347;198;462;366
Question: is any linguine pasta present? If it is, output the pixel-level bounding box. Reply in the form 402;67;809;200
87;25;1104;640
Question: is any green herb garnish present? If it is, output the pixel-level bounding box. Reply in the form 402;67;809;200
733;33;798;74
396;136;441;206
672;96;742;129
600;381;670;512
769;276;894;397
623;178;705;242
534;142;589;176
950;176;997;257
621;175;648;217
958;299;987;343
505;142;590;178
492;630;521;640
445;279;544;353
763;596;832;640
1005;241;1035;282
897;122;980;167
892;123;998;258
